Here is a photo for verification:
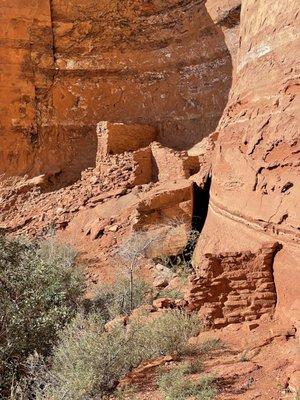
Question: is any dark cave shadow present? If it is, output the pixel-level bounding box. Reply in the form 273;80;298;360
191;176;211;233
179;175;212;268
157;175;212;271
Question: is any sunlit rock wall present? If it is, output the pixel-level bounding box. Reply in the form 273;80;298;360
194;0;300;326
0;0;239;184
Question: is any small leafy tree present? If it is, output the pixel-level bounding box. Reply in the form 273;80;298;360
117;220;198;312
0;236;85;395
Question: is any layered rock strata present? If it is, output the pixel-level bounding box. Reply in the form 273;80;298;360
193;0;300;327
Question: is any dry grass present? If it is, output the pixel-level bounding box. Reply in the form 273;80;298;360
37;311;201;399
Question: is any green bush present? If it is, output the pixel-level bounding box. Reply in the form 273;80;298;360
180;338;222;357
113;385;138;400
131;311;200;359
40;310;200;399
199;339;222;354
158;365;216;400
91;277;152;321
185;358;204;375
156;287;184;300
0;236;85;395
9;352;52;400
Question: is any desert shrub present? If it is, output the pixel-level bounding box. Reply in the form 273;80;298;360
181;338;222;357
156;287;184;300
158;365;216;400
0;236;85;396
9;352;55;400
199;339;222;353
91;277;152;321
113;385;138;400
40;310;200;399
130;311;200;359
185;358;204;375
239;351;250;362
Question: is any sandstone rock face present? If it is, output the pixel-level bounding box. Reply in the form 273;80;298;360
0;1;54;177
50;0;235;149
0;0;239;185
1;0;298;334
193;0;300;326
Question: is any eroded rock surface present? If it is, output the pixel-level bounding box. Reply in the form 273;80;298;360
0;1;299;395
189;243;281;327
0;0;238;186
194;0;300;328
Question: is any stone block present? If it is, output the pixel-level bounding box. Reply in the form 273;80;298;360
131;147;153;185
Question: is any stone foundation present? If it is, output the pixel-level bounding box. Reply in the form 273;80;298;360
188;242;281;327
131;147;154;186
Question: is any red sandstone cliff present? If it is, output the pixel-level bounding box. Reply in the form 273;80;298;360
1;0;298;328
193;0;300;328
0;0;239;184
0;0;299;396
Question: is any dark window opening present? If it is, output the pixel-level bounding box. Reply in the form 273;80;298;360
191;176;211;233
154;175;212;272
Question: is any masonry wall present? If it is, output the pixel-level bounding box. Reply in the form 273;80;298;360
188;243;280;327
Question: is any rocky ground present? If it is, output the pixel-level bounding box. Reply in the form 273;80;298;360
123;317;298;400
1;130;299;399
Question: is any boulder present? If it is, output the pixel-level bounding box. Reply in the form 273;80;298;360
288;371;300;393
153;277;169;289
153;297;176;310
